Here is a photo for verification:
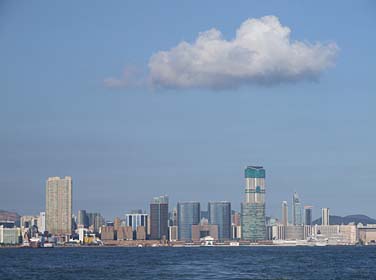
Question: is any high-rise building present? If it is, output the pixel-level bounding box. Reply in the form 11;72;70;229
292;192;302;225
241;166;266;241
45;176;72;235
177;202;200;241
77;210;89;228
87;212;105;233
322;208;330;225
304;206;313;225
208;201;231;241
150;195;169;240
281;201;288;226
37;212;46;233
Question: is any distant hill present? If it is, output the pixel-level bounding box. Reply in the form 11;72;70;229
0;209;20;222
312;214;376;225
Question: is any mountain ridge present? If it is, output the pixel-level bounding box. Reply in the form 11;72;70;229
312;214;376;225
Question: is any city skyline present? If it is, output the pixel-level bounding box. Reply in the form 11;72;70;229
1;1;376;219
1;168;373;222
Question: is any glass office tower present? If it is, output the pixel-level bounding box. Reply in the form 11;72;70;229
150;195;169;240
292;192;303;225
208;201;231;241
177;202;200;241
304;206;313;225
241;166;266;241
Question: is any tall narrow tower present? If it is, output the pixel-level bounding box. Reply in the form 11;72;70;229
45;176;72;235
281;201;288;226
241;166;266;241
322;208;330;225
292;192;302;225
150;195;169;240
304;206;313;225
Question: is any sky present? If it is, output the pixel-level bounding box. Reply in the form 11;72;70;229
1;0;376;220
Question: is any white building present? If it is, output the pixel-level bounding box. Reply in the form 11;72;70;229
20;215;38;228
312;224;357;245
0;226;20;244
321;208;330;226
38;212;46;233
125;213;148;231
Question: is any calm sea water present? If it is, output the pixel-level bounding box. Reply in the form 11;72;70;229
0;246;375;279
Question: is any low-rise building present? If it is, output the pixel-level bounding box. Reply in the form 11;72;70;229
358;226;376;245
101;226;115;241
0;226;20;244
117;226;133;241
285;225;304;240
191;219;218;241
136;226;146;240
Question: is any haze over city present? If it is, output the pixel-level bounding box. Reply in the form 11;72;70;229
1;0;376;220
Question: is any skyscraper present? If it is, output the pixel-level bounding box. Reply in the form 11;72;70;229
87;212;105;233
150;195;169;240
208;201;231;240
292;192;302;225
241;166;266;241
177;202;200;241
77;210;89;228
45;176;72;235
281;201;288;226
322;208;330;225
304;206;313;225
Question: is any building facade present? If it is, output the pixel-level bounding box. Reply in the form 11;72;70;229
169;226;178;242
322;208;330;225
292;192;302;225
191;219;219;241
77;210;89;228
117;226;133;241
177;202;200;241
0;226;19;244
125;213;148;233
37;212;46;233
285;225;305;240
45;176;72;235
241;166;266;241
304;206;313;225
87;212;105;233
150;195;169;240
208;201;231;240
281;201;288;226
100;226;115;241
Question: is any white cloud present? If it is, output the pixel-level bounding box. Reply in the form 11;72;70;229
148;16;338;89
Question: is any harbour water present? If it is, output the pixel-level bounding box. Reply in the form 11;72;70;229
0;246;375;279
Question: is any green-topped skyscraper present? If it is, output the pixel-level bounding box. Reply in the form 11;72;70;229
241;166;266;241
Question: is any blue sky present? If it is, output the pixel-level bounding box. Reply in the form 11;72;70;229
1;0;376;220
